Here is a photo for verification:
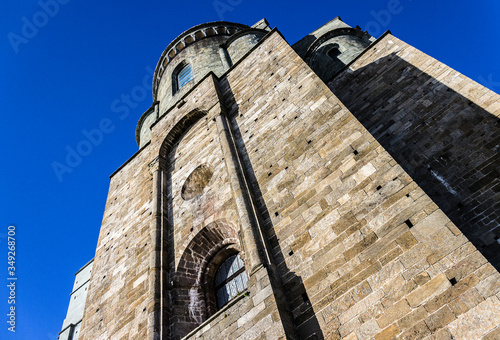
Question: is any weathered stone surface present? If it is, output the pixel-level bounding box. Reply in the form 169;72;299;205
424;305;455;333
376;299;411;329
344;331;359;340
447;297;500;340
424;274;480;314
399;321;431;340
397;306;428;330
329;33;500;271
411;210;450;242
447;287;484;317
77;17;500;340
430;328;454;340
483;326;500;340
475;271;500;299
356;319;381;340
445;251;487;281
374;323;400;340
406;274;451;308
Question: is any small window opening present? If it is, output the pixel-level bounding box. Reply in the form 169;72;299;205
177;64;193;89
328;44;341;59
214;254;248;309
173;63;193;93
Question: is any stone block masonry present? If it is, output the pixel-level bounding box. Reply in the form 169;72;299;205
77;19;500;340
218;30;500;339
329;33;500;270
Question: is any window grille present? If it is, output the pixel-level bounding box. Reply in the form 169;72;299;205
177;64;193;90
214;254;248;308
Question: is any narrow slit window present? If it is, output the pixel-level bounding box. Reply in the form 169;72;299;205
214;254;247;309
177;64;193;90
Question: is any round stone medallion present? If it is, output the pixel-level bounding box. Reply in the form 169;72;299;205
181;164;214;200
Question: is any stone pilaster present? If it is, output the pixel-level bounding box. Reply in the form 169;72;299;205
214;112;266;274
147;156;165;340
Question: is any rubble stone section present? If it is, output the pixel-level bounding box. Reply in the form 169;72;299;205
329;33;500;269
155;35;229;115
181;164;214;200
79;20;500;340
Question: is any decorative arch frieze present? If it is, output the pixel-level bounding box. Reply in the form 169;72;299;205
153;22;249;99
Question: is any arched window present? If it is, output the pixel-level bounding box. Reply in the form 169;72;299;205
173;62;193;94
214;254;248;309
177;64;193;88
327;43;341;59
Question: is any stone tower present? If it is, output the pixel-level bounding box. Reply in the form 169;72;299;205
59;260;93;340
77;18;500;339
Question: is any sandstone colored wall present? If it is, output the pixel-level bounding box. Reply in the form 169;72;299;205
221;30;500;339
80;27;500;340
79;141;154;339
226;31;266;65
329;33;500;271
81;71;291;339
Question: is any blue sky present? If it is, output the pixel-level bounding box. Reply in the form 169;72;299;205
1;0;499;339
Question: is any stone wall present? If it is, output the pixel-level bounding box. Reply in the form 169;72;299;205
80;25;500;340
82;69;291;339
79;141;154;339
329;33;500;270
59;260;93;340
156;35;229;115
220;30;500;339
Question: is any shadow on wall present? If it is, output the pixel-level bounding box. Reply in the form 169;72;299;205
160;110;211;338
329;52;500;270
220;78;326;340
158;108;317;339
